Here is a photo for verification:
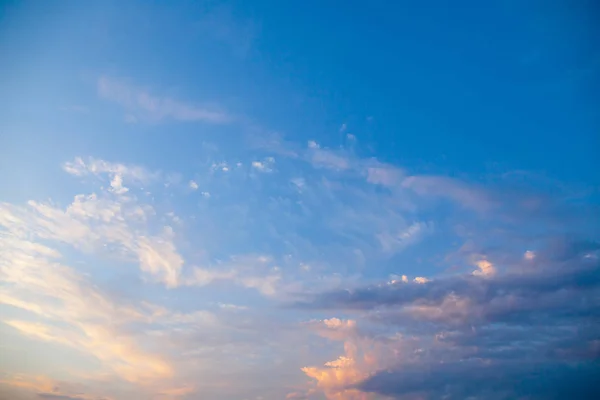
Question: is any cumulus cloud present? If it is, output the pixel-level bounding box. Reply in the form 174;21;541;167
525;250;536;260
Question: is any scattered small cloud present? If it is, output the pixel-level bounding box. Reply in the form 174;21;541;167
413;276;430;284
217;303;248;311
524;250;536;260
251;157;275;173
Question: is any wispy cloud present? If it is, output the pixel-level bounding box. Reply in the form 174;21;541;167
0;234;174;384
2;140;599;400
307;144;351;171
97;76;231;124
402;175;494;212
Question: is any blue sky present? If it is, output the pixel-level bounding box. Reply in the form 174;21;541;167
0;1;599;399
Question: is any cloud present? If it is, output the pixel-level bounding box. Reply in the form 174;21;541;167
300;318;403;400
525;250;536;260
1;191;183;288
295;242;600;314
308;147;351;170
240;274;280;296
0;374;111;400
0;234;173;384
189;180;199;190
251;157;275;173
186;267;237;286
2;158;192;291
3;140;599;400
357;360;600;400
402;175;494;212
376;221;432;253
473;258;496;277
185;256;281;296
217;303;247;311
97;76;231;124
364;165;404;187
62;157;157;187
293;239;600;398
0;210;241;397
412;276;429;284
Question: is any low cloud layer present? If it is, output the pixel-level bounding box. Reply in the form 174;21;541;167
293;239;600;399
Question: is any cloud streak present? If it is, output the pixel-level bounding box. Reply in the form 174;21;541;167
97;76;231;124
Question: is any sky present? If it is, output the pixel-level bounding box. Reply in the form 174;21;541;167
0;1;599;399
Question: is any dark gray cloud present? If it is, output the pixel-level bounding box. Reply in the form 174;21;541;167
357;360;600;400
293;239;600;399
294;239;600;311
